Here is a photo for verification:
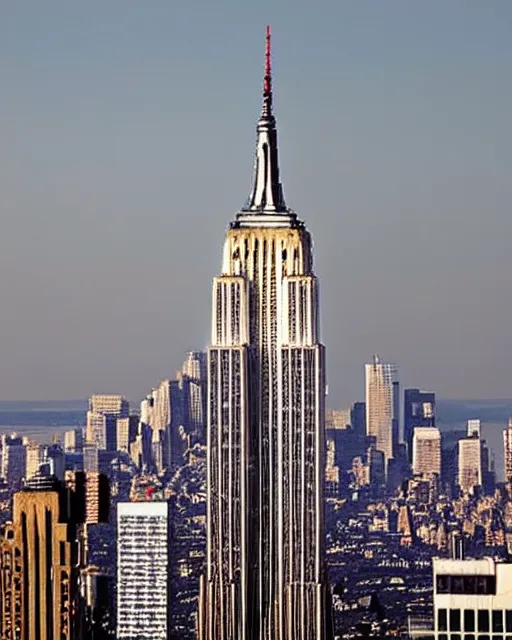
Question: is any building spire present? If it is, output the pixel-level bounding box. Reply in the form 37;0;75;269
243;25;287;213
262;24;272;117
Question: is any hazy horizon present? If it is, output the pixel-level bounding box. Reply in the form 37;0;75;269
2;2;512;405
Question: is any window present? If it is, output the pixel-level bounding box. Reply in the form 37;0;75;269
59;542;66;566
450;634;461;640
476;576;496;595
450;609;461;631
437;576;450;593
463;635;475;640
478;610;490;633
506;611;512;632
438;609;448;631
452;578;465;594
464;610;475;632
463;577;476;594
493;610;504;633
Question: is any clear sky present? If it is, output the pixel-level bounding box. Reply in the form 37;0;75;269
1;1;511;404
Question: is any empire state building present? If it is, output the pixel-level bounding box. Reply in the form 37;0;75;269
198;27;332;640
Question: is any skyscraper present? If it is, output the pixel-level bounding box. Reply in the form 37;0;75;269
198;27;332;640
85;395;129;452
403;388;436;462
365;355;399;471
116;501;171;640
504;419;512;483
0;469;82;640
1;433;26;491
412;427;441;477
458;438;483;494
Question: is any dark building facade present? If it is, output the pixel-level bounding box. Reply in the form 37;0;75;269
404;389;436;463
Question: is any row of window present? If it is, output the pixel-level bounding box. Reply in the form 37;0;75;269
436;575;496;595
438;609;512;633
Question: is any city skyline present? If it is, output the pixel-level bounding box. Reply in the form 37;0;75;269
2;3;512;404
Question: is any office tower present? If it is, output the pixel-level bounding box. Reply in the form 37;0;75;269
44;443;65;480
351;401;366;437
325;437;340;497
458;438;483;494
25;440;43;480
467;419;481;438
0;469;81;639
325;410;361;474
83;443;99;472
198;27;332;640
504;419;512;483
86;395;129;451
64;427;83;453
90;394;129;416
365;355;399;471
1;433;26;490
412;427;441;477
181;350;207;440
116;414;138;453
367;445;386;488
403;388;436;463
432;557;512;639
117;501;171;640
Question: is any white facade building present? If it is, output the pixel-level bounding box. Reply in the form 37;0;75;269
458;438;483;494
433;557;512;638
413;427;441;477
365;355;399;470
116;501;171;640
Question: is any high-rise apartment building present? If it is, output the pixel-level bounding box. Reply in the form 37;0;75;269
412;427;441;477
365;355;399;471
504;419;512;483
0;470;81;639
198;28;332;640
116;501;171;640
403;388;435;463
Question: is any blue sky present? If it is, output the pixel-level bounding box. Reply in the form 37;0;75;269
1;1;512;404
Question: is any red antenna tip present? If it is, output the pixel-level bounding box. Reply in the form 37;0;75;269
264;25;272;96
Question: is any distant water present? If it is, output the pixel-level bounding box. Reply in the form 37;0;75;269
0;400;87;442
0;398;510;479
437;399;512;481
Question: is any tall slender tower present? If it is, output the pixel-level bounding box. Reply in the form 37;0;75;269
365;355;399;472
198;27;332;640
